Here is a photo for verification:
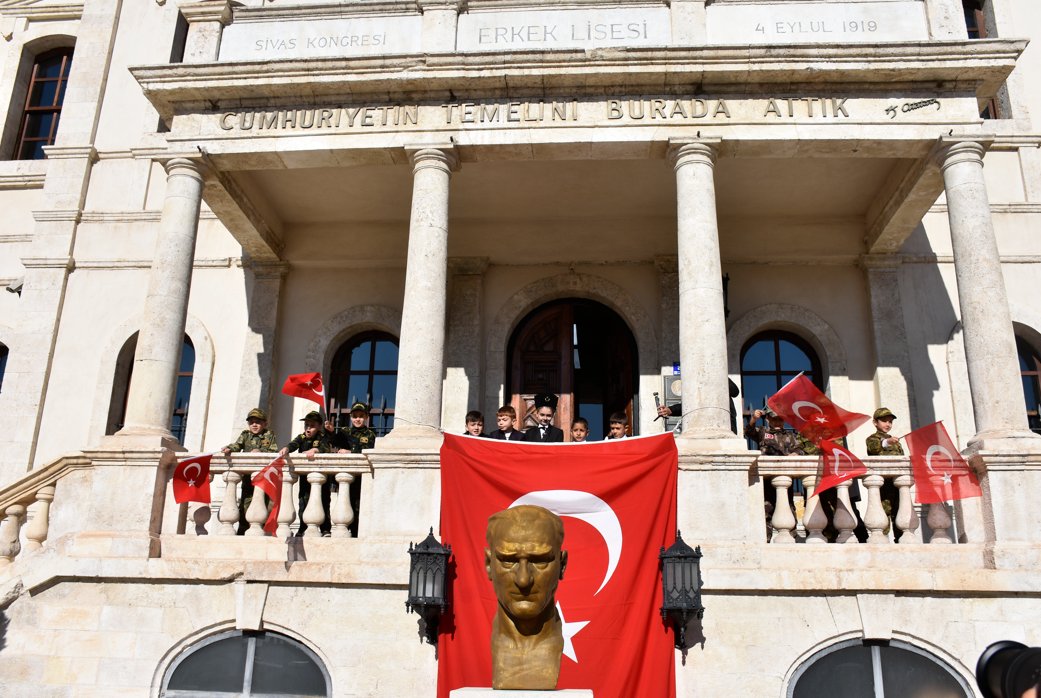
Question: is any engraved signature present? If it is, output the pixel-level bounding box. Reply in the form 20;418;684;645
885;98;941;119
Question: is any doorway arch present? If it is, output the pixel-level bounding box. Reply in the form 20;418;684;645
507;299;637;441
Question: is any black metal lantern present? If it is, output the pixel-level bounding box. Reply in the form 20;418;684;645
406;528;451;650
659;530;704;654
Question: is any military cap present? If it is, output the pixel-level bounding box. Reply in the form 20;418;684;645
246;408;268;421
301;410;323;422
873;407;897;420
350;401;370;414
762;405;778;418
533;393;559;410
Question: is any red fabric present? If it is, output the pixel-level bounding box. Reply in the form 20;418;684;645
905;422;982;504
251;457;285;535
172;455;212;504
767;375;869;442
814;440;868;498
281;372;326;410
437;433;678;698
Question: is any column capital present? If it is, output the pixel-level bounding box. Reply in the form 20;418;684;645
417;0;465;13
667;138;721;171
163;157;206;182
449;256;489;275
932;138;990;172
405;145;459;174
178;0;233;25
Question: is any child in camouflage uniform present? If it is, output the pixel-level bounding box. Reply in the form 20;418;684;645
222;408;278;535
865;407;903;455
745;406;803;455
326;401;378;454
279;411;336;535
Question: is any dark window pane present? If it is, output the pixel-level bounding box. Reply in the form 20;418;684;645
743;375;779;409
167;636;247;692
251;634;327;696
18;140;46;160
347;375;369;405
371;375;396;409
58;79;69;104
793;646;875;698
373;340;399;371
878;646;967;698
350;341;372;371
1023;377;1040;412
179;341;196;372
742;340;775;371
36;54;67;79
24;112;54;139
0;344;8;393
779;339;812;371
29;79;59;108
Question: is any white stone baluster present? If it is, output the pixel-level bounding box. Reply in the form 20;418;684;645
244;478;270;537
862;474;889;543
331;473;356;538
769;476;796;543
302;472;327;537
217;471;241;535
277;470;297;539
23;485;55;551
833;481;857;544
802;475;828;544
0;504;27;566
893;474;921;543
927;503;954;544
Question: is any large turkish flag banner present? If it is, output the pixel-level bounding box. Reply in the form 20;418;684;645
437;433;678;698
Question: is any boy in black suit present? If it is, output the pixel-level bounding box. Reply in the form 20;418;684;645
490;405;524;441
523;393;565;442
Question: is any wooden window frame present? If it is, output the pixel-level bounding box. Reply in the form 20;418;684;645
13;47;73;160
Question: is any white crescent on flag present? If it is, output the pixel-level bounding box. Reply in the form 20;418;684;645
829;448;855;476
924;444;954;475
509;489;622;596
793;400;824;421
182;462;202;485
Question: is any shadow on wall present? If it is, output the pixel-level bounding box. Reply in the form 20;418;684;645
897;222;959;430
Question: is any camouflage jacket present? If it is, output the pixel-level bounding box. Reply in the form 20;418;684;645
225;429;279;453
744;424;803;456
332;426;378;454
285;431;335;454
866;429;904;456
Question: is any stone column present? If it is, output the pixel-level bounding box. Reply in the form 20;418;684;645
443;257;488;430
939;141;1036;449
386;146;457;441
668;140;742;448
232;261;287;428
179;1;234;63
115;158;204;445
862;257;916;427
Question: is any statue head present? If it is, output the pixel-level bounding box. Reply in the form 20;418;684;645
485;505;567;624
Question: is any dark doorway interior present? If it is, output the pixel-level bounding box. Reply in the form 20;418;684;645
508;299;637;441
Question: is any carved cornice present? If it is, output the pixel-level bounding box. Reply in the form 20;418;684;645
32;209;80;223
41;145;97;161
177;0;232;25
0;2;83;21
131;39;1025;118
0;171;44;190
74;257;241;270
231;0;420;20
21;256;73;270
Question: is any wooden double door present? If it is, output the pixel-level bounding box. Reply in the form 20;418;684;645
508;299;637;441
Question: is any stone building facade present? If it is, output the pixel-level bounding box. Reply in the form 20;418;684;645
0;0;1039;695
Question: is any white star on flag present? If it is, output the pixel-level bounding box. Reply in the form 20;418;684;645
186;479;196;487
942;472;952;485
557;602;590;663
814;415;829;423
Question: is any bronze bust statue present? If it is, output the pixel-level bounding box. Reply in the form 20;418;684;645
484;505;568;690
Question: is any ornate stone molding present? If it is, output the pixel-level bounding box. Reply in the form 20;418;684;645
31;209;80;223
178;0;232;25
21;256;74;270
304;304;403;375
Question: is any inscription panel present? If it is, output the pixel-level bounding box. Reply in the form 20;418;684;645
707;1;929;44
456;8;671;51
218;16;423;61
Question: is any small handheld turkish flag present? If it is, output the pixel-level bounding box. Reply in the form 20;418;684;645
814;440;868;498
172;454;212;504
905;421;982;504
767;375;870;442
251;456;285;535
282;372;326;412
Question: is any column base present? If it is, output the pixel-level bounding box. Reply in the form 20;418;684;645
675;430;748;454
97;427;185;453
965;429;1041;454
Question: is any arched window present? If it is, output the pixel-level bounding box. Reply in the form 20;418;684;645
740;330;823;416
1018;336;1041;434
789;640;970;698
106;334;195;441
328;331;398;434
0;343;8;393
162;630;330;697
13;47;74;160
